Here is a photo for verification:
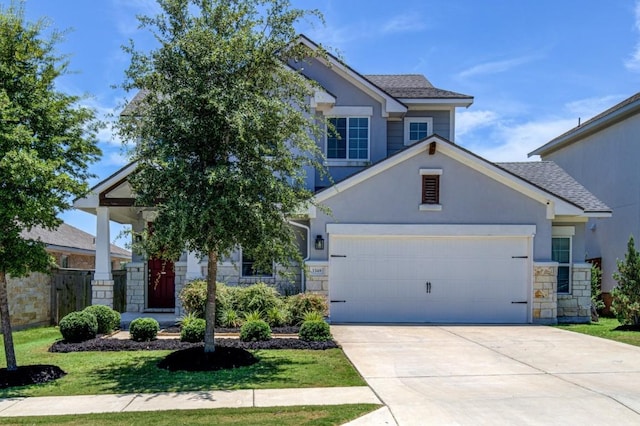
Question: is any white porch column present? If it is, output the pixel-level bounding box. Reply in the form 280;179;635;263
186;251;202;280
94;207;112;280
92;206;114;308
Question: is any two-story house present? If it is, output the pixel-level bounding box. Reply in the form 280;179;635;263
530;92;640;311
75;36;610;324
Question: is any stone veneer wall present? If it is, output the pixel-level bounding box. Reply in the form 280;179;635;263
532;263;558;325
557;263;591;323
91;279;114;308
126;262;146;312
305;261;328;296
174;262;187;316
7;272;51;328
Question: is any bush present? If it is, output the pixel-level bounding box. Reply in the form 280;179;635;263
179;279;207;318
59;311;98;343
240;319;271;342
266;306;290;327
612;236;640;325
83;305;120;334
180;317;206;343
220;308;242;328
129;317;159;342
236;282;282;316
287;293;327;325
299;320;332;342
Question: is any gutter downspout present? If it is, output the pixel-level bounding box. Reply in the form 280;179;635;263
288;220;310;292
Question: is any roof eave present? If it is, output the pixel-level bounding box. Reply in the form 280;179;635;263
529;98;640;157
399;98;474;107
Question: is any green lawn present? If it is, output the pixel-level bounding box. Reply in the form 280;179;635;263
555;317;640;347
0;327;365;398
0;405;381;425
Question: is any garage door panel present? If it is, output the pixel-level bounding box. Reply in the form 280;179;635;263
329;235;530;323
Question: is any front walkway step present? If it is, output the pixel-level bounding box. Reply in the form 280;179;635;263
120;312;178;330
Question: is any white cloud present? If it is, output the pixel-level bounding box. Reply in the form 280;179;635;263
456;110;500;137
457;56;539;79
381;14;427;35
565;94;624;121
110;0;161;36
625;1;640;71
105;151;131;167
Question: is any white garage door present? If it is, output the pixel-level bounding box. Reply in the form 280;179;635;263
329;229;532;323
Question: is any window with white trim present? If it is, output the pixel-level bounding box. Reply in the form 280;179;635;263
327;117;369;160
419;169;442;211
552;226;574;294
404;117;433;146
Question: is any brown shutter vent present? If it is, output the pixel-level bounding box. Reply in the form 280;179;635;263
422;175;440;204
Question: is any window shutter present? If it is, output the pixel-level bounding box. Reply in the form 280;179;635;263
422;175;440;204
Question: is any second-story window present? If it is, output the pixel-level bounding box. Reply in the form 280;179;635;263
404;117;434;146
327;117;369;160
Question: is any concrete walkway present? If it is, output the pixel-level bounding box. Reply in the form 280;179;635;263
332;325;640;426
0;387;381;418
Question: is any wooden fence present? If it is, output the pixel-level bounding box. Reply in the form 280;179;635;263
51;269;127;324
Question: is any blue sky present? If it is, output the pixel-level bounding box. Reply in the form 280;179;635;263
18;0;640;246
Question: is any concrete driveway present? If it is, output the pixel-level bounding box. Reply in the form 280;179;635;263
332;325;640;425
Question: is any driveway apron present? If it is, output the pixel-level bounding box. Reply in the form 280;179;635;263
332;325;640;425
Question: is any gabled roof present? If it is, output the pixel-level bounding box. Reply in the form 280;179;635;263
315;134;610;218
497;162;611;213
529;92;640;157
21;223;131;259
365;74;473;100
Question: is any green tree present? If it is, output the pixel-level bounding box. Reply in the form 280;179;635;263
0;2;100;370
612;236;640;326
118;0;327;353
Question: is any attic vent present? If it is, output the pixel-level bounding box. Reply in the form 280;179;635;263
422;175;440;204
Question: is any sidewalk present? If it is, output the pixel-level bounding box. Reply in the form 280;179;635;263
0;387;387;418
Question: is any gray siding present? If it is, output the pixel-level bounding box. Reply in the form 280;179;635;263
542;113;640;292
310;150;552;261
387;110;452;156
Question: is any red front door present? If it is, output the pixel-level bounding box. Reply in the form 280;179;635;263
148;259;175;309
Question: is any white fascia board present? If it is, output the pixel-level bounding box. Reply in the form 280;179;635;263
73;193;99;209
399;98;474;107
322;106;373;116
327;223;536;237
436;143;585;217
311;89;336;108
314;136;433;203
91;162;138;195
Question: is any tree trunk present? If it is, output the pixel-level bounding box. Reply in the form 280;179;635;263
204;250;218;353
0;271;17;370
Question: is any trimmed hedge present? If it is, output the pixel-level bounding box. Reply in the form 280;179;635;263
299;320;332;342
83;305;120;334
240;319;271;342
129;317;159;342
59;311;98;343
181;317;206;343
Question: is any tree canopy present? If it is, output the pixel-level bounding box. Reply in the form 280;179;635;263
118;0;328;352
0;1;101;369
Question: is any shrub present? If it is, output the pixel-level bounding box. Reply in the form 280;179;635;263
220;308;242;328
244;310;263;322
180;317;206;343
240;319;271;342
302;310;324;322
287;293;327;325
591;264;605;314
612;236;640;325
179;279;207;318
266;306;290;327
299;320;332;342
129;317;159;342
236;282;281;315
59;311;98;343
83;305;120;334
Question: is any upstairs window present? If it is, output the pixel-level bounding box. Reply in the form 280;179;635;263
404;117;433;145
327;117;369;160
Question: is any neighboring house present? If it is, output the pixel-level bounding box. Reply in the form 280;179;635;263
74;35;610;324
530;92;640;309
22;222;131;270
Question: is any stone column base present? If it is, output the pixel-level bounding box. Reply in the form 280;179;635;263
91;280;115;308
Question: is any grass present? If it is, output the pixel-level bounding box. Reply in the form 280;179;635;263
555;317;640;347
0;327;365;398
0;405;381;425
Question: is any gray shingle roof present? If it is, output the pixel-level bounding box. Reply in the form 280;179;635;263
21;223;131;259
497;161;611;213
364;74;473;99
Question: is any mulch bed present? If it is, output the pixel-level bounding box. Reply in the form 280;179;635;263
0;365;66;389
158;346;258;371
49;337;338;353
614;324;640;332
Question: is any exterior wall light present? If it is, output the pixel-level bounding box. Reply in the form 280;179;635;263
314;235;325;250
